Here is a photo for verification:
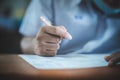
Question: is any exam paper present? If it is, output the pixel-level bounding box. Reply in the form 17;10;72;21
19;53;109;69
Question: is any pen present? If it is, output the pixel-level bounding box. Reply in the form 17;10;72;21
40;16;52;26
38;16;72;40
36;16;52;38
39;16;63;39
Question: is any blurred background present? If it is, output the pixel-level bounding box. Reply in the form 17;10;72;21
0;0;30;54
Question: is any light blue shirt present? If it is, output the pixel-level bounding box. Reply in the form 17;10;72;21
20;0;120;54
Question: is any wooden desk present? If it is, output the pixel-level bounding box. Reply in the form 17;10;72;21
0;55;120;80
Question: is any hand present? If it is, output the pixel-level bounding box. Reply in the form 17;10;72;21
34;26;72;56
104;51;120;67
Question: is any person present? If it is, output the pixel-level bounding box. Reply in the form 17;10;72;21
19;0;120;66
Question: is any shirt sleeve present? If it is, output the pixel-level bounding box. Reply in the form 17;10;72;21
19;0;52;36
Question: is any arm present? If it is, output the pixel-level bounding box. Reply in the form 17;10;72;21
20;36;35;54
20;26;72;56
19;0;51;54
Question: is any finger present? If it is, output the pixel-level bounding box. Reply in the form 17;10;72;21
104;52;118;62
108;57;120;67
45;38;61;44
104;55;112;62
34;44;57;56
38;47;57;56
37;33;61;44
38;41;59;51
56;27;72;40
40;50;57;56
41;26;72;40
59;26;67;32
43;43;60;50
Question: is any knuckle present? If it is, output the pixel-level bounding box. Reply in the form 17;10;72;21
37;37;47;45
51;44;59;50
41;26;47;31
54;27;58;34
49;51;57;56
60;26;67;31
48;35;54;40
51;37;59;43
39;48;48;56
56;37;60;43
34;43;48;56
40;40;45;44
37;35;42;41
39;42;46;48
36;31;45;40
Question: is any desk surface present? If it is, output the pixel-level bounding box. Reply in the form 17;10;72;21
0;55;120;80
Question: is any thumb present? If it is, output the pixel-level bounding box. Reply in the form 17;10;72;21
64;32;72;40
56;27;72;40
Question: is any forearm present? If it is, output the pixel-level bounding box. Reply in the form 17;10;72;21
20;36;35;54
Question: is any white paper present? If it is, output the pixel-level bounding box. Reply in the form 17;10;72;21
19;53;109;69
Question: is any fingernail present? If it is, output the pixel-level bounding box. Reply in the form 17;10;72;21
66;32;72;40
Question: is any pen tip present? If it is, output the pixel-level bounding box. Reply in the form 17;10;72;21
40;16;45;21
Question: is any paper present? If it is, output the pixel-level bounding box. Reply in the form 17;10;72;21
19;53;109;69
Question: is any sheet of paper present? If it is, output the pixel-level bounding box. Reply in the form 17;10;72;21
19;53;109;69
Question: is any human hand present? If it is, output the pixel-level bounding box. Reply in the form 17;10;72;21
34;26;72;56
104;51;120;67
